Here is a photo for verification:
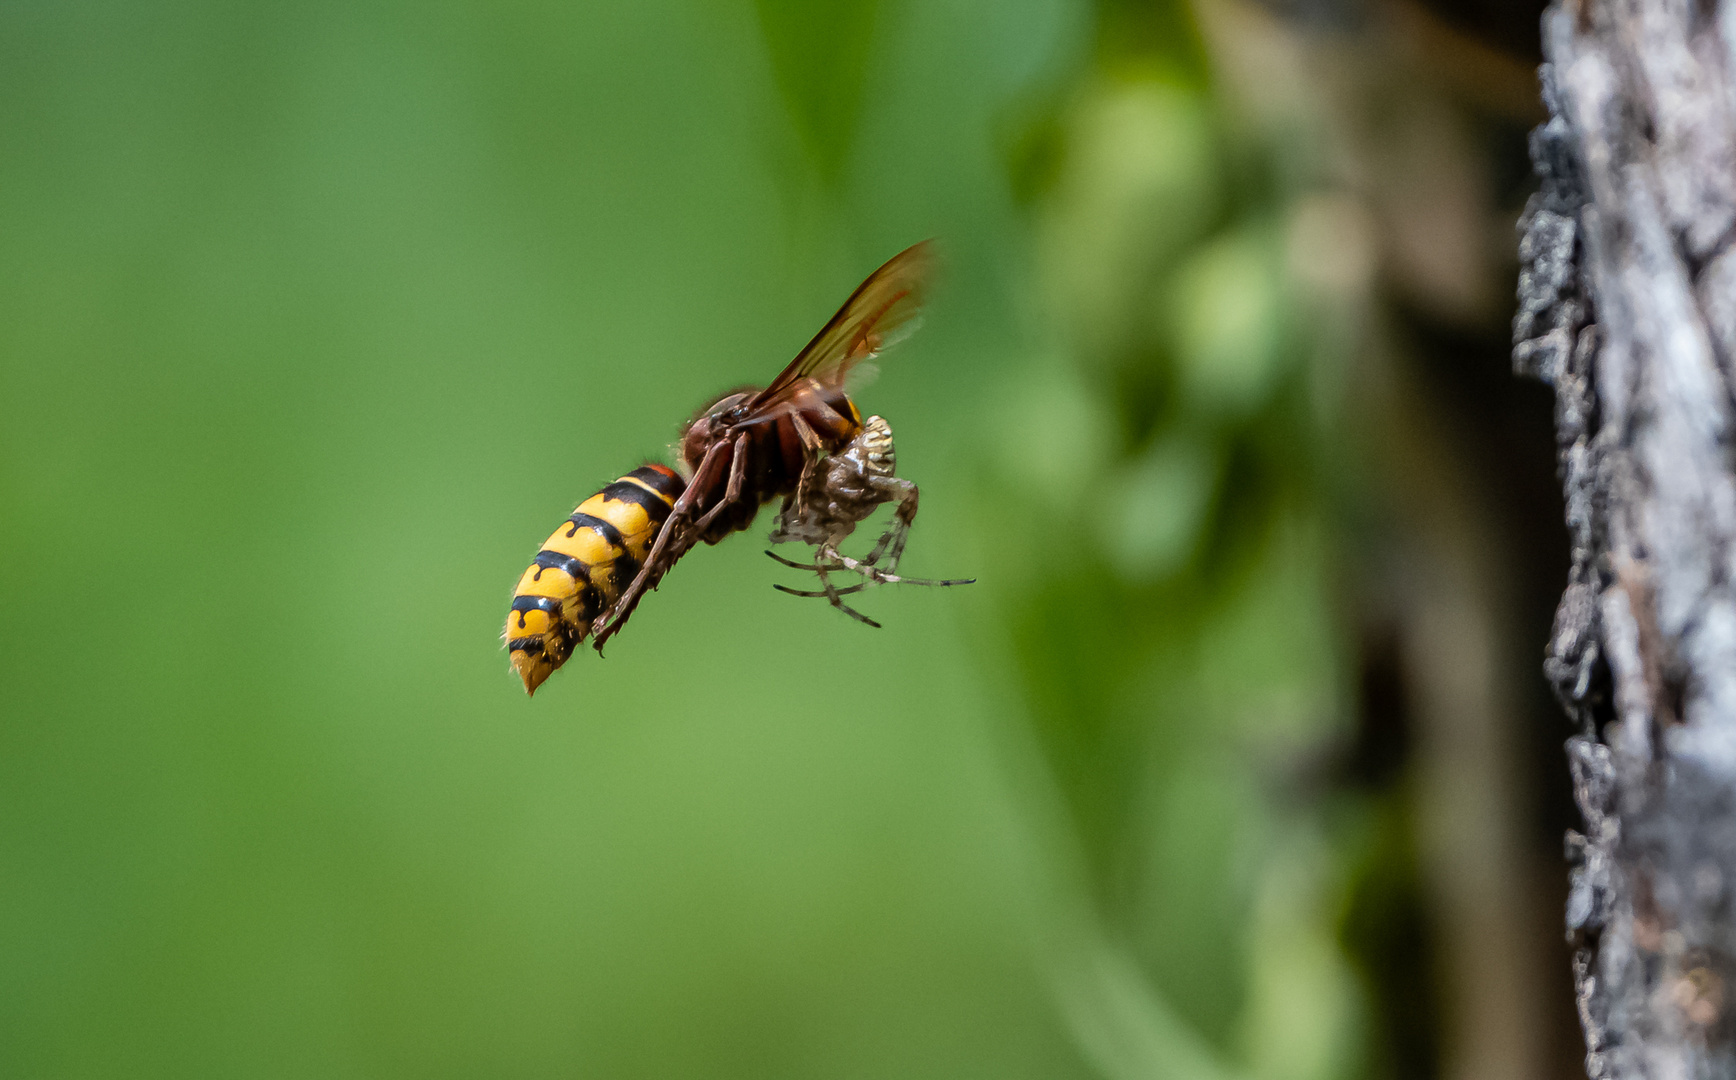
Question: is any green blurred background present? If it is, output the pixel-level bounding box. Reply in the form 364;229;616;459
1;1;1584;1077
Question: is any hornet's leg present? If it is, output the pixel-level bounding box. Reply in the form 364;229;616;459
592;438;728;649
693;433;749;534
788;411;826;511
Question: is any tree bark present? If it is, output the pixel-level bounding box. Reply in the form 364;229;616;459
1515;1;1736;1077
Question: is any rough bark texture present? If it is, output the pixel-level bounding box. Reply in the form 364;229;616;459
1515;2;1736;1077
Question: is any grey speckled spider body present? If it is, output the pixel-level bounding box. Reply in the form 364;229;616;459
766;415;972;627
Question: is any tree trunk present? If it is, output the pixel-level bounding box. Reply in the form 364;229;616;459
1515;2;1736;1077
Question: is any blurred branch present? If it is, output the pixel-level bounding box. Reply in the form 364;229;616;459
1364;329;1555;1080
1516;1;1736;1076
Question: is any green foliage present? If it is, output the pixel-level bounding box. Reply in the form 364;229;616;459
973;4;1384;1077
753;0;882;180
0;1;1397;1077
0;1;1087;1075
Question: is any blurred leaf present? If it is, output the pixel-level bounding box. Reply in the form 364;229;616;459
1191;512;1341;746
1002;100;1070;206
753;0;881;181
1130;755;1263;1045
995;356;1116;512
0;2;1099;1076
1166;229;1288;417
1094;0;1209;86
1057;929;1244;1080
1101;433;1217;580
1041;81;1220;365
1240;831;1365;1080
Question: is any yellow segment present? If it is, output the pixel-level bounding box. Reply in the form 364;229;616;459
513;564;578;598
540;522;615;564
507;607;557;637
576;493;657;554
506;470;681;696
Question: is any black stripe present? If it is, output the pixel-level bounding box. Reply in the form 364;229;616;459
565;512;625;549
510;611;582;657
549;618;580;653
629;465;686;500
510;594;562;629
532;549;589;583
610;551;642;595
571;583;601;623
600;480;673;527
527;552;602;621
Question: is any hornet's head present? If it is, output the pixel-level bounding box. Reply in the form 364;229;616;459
680;388;756;471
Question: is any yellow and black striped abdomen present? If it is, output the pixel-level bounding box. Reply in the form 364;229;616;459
506;464;684;694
